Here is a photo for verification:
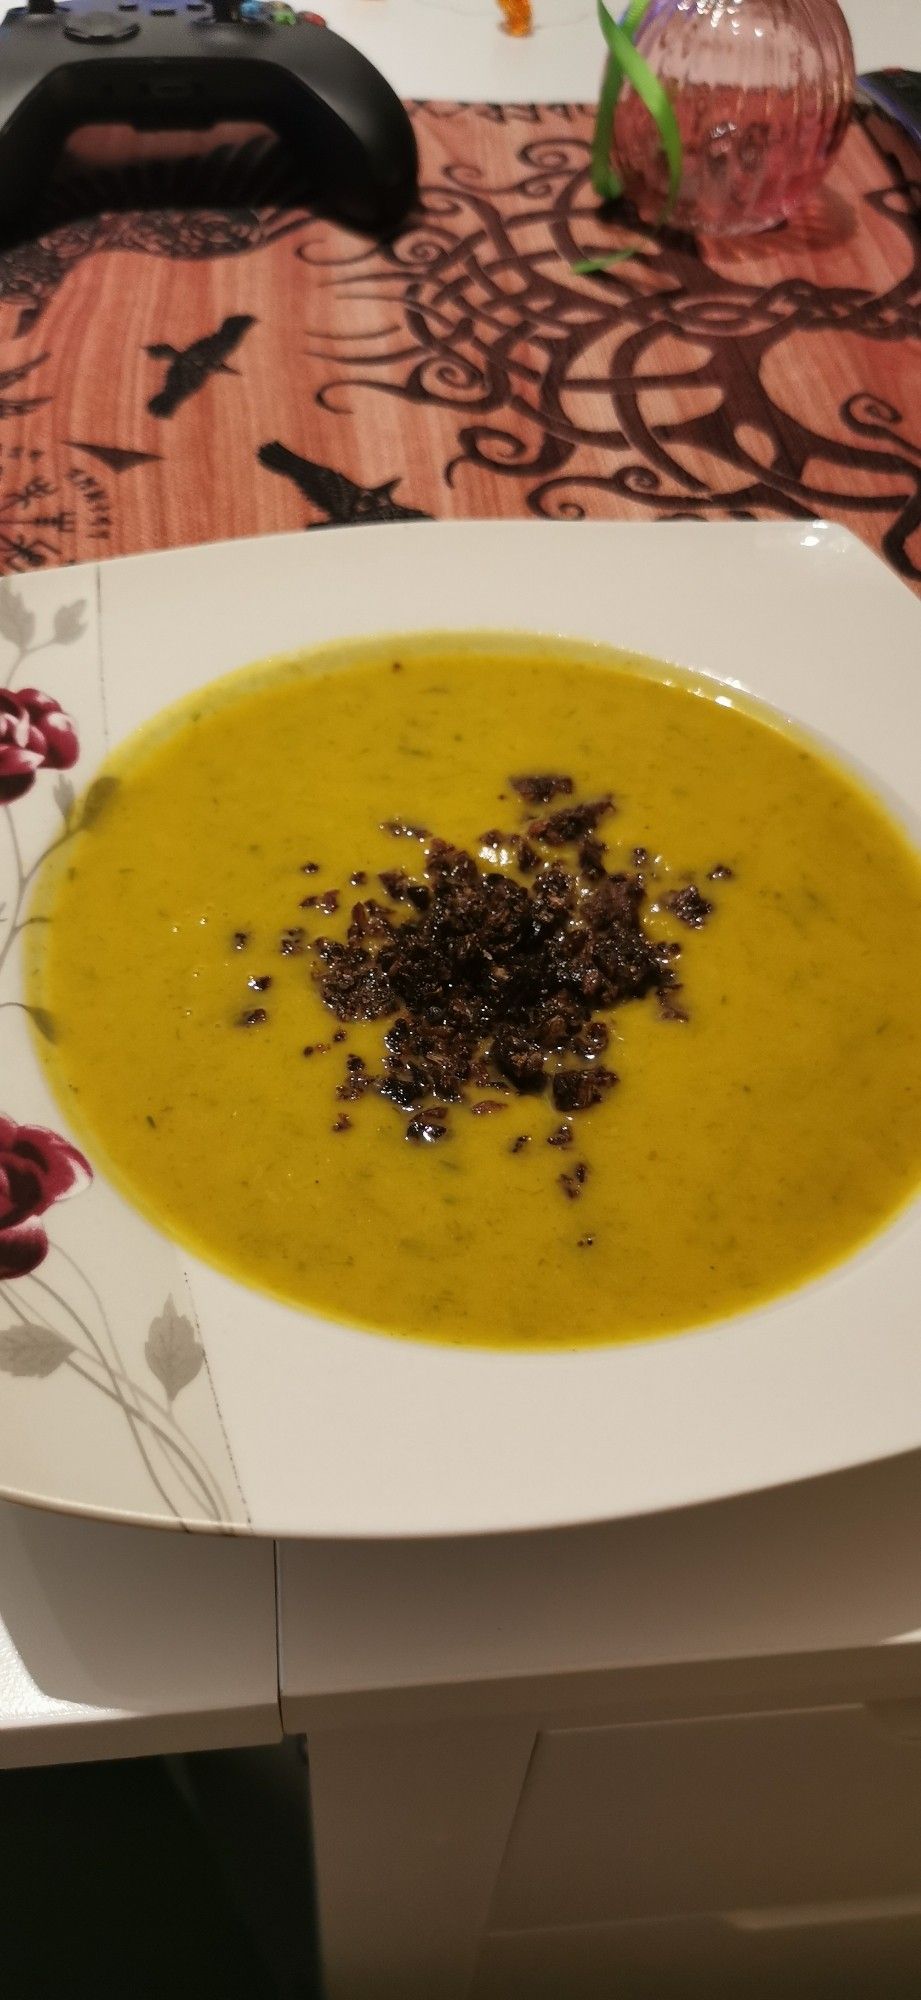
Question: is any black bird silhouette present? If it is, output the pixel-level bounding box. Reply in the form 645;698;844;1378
258;440;430;526
0;349;51;419
145;315;256;419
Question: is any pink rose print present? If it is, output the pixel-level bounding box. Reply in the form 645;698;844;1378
0;687;79;805
0;1116;91;1279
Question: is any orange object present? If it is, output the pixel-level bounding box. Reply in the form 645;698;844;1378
498;0;532;36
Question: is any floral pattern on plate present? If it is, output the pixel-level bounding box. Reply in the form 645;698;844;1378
0;572;250;1531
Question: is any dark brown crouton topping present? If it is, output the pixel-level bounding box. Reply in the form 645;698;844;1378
244;770;728;1197
662;884;714;928
527;795;614;846
510;773;574;805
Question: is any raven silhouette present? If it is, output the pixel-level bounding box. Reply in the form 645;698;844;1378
258;440;430;526
145;315;256;418
0;349;50;419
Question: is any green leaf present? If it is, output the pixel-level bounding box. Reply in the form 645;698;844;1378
612;19;683;220
590;0;683;224
591;50;626;201
591;0;653;198
572;247;639;276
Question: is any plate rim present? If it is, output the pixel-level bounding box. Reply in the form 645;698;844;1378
2;517;920;1539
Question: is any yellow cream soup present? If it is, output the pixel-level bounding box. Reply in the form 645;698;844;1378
30;639;921;1349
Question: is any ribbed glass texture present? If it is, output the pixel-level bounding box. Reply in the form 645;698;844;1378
612;0;856;235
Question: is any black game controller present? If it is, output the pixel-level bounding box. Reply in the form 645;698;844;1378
0;0;418;236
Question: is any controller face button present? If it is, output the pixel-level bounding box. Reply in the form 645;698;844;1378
63;8;141;37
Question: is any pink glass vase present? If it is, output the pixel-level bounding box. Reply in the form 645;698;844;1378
612;0;856;237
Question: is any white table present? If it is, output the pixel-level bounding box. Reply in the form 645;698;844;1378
3;3;921;1995
0;1502;279;1766
326;0;921;106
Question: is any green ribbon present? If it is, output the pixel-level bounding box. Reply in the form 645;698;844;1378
581;0;684;274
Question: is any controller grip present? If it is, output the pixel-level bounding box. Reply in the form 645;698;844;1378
272;26;417;226
0;20;417;235
0;72;67;224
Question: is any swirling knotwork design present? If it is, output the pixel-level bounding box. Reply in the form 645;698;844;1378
297;105;921;582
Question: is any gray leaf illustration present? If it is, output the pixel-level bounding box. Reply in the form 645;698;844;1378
0;1323;74;1377
0;579;35;653
52;601;87;646
53;773;75;822
79;775;119;831
145;1296;204;1403
25;1004;57;1044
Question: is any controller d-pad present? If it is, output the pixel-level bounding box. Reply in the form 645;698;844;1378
63;9;141;39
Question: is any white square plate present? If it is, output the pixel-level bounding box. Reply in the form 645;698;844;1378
1;519;919;1537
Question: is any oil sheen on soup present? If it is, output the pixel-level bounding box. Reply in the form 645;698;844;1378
30;638;921;1348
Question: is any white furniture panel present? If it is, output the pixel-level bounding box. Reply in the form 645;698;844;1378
471;1905;921;2000
0;1501;280;1767
286;1448;921;1999
308;1719;537;2000
491;1707;921;1930
280;1444;921;1730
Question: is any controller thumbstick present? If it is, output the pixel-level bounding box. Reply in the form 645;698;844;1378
63;8;141;38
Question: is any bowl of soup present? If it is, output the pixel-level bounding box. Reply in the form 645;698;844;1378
30;633;921;1352
1;519;919;1535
